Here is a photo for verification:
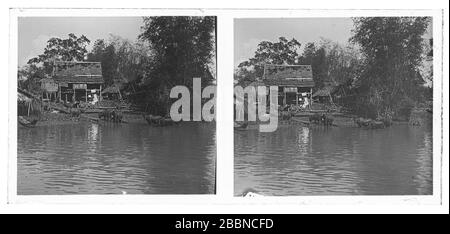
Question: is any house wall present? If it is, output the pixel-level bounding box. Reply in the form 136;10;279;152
58;83;103;103
278;86;313;107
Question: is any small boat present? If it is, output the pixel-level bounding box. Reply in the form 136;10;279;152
241;188;263;197
234;121;248;130
143;114;175;126
18;116;38;127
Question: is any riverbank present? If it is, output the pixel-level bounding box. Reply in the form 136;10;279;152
27;106;432;128
30;111;216;126
31;111;149;126
237;109;432;130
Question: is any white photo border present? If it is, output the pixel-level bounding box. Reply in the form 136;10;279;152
6;8;447;212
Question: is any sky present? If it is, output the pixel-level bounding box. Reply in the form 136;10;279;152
234;18;355;68
18;17;143;66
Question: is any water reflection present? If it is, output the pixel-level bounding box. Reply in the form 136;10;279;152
235;125;433;196
18;122;216;195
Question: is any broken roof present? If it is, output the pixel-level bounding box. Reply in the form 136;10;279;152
313;85;336;97
263;64;313;79
101;85;121;94
262;64;315;87
53;61;104;84
264;78;315;87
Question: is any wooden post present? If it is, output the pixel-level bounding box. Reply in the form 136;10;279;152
99;85;102;101
27;102;31;116
118;87;123;101
283;88;286;105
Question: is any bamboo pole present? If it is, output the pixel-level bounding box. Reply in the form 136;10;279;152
118;87;123;101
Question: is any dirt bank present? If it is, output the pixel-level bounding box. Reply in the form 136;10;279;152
33;111;148;126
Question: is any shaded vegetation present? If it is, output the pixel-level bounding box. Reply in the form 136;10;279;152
235;17;432;120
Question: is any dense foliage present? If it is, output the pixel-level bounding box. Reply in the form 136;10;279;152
138;16;216;115
235;17;432;119
27;33;90;75
87;36;153;87
235;37;361;91
235;37;302;85
139;16;216;88
19;33;91;95
350;17;431;118
19;17;216;116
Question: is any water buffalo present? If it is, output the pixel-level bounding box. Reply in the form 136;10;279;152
377;117;392;127
143;114;175;126
354;117;371;127
111;110;123;122
99;109;122;122
321;114;334;126
98;110;111;120
309;113;322;124
280;111;293;120
71;108;81;117
369;120;385;129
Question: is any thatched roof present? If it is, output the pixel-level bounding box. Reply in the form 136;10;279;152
53;61;104;84
264;79;315;87
262;64;315;87
247;80;266;87
313;84;337;97
264;64;313;79
18;92;32;103
101;85;121;94
18;88;40;100
39;78;55;83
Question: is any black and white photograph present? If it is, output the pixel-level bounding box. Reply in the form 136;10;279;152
234;17;434;196
2;2;448;217
16;16;217;195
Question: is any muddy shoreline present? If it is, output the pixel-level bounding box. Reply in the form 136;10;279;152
29;112;216;126
25;109;431;128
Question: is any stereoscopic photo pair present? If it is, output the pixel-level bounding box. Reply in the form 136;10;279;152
15;14;436;198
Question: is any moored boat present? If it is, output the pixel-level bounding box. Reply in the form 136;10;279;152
18;116;38;127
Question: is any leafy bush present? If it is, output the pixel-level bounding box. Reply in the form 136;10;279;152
396;97;415;120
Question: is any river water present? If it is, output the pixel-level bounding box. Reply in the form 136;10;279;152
18;122;216;195
235;124;433;196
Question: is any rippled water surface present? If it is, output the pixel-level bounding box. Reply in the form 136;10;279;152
18;122;216;195
234;125;432;196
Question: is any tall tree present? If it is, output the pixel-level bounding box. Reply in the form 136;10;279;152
138;16;215;116
18;64;46;95
319;40;363;85
87;39;118;86
109;35;154;84
236;37;302;83
350;17;430;118
139;16;216;88
28;33;90;74
87;36;154;88
298;42;328;89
